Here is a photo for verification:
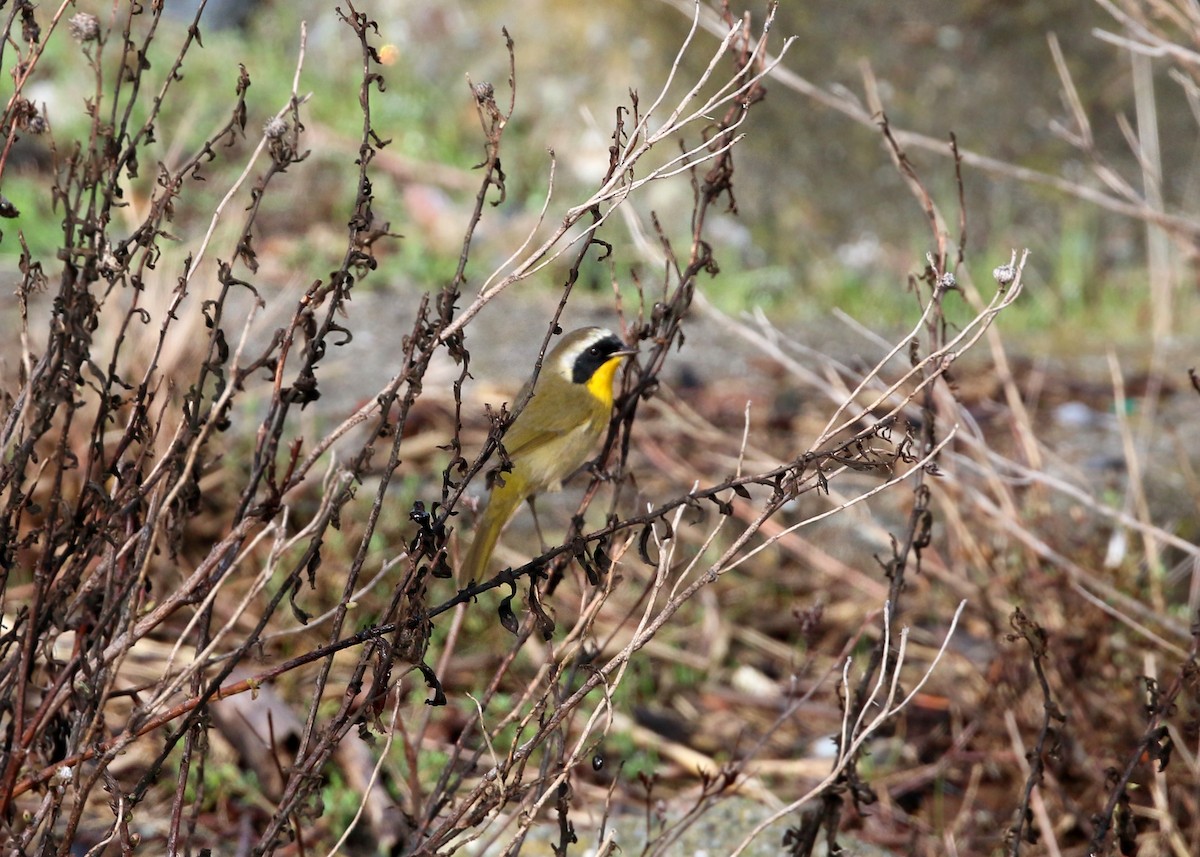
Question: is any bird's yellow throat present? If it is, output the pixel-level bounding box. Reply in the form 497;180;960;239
586;356;625;407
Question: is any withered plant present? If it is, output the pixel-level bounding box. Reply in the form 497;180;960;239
0;2;1050;855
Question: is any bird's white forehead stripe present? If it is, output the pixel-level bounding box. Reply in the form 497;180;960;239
554;328;612;377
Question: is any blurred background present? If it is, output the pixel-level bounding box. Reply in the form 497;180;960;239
6;0;1193;349
1;1;1197;853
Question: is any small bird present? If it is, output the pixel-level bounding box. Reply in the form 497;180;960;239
460;326;634;582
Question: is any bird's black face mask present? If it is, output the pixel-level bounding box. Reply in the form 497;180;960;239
571;334;627;384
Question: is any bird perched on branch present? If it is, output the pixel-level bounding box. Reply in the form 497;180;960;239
460;326;635;583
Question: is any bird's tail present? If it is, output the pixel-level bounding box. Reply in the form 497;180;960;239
459;478;524;584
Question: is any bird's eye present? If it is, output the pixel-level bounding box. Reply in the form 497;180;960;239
589;345;601;356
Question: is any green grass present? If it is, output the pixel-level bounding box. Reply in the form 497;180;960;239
605;729;661;782
6;3;1195;360
0;8;483;275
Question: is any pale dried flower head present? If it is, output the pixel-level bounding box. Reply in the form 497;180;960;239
263;116;288;140
68;12;100;43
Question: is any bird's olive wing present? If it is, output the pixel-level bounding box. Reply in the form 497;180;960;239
501;389;598;459
499;428;562;461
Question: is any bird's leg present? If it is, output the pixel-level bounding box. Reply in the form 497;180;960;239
526;496;548;553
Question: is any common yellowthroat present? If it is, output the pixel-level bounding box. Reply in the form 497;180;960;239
460;326;634;582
